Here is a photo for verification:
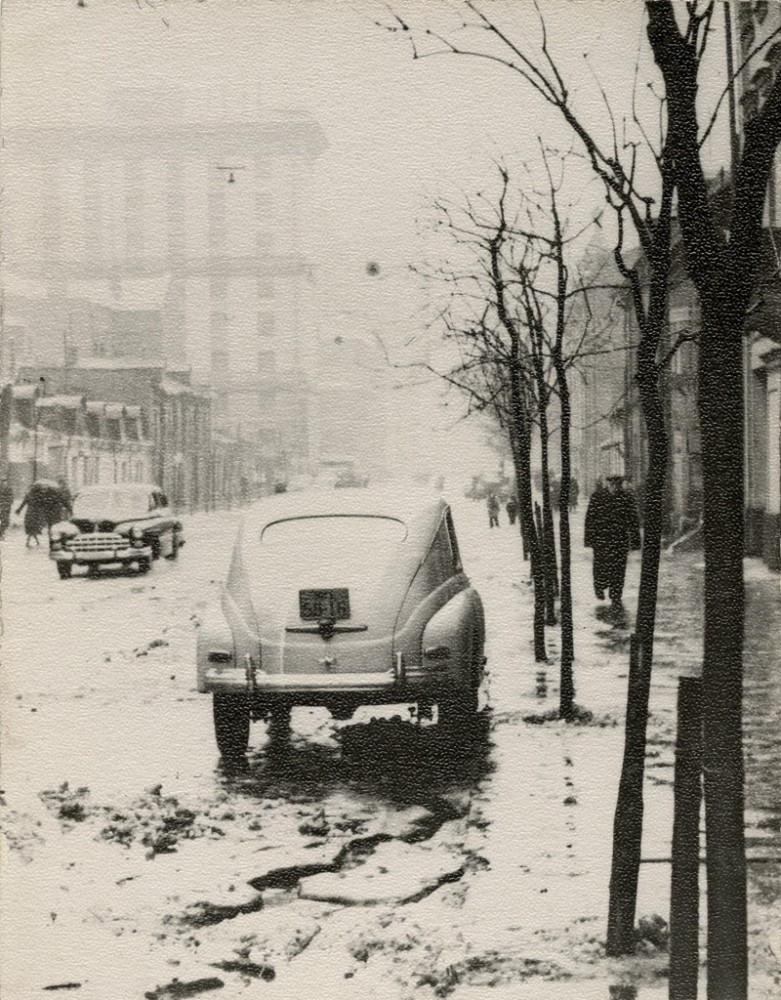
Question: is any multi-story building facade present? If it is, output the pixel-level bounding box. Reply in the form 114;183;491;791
735;2;781;569
1;88;327;482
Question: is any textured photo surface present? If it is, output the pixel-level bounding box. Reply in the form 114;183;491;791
1;3;779;999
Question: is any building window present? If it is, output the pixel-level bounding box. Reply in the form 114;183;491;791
255;191;272;223
257;311;275;338
212;349;229;384
210;277;227;303
257;277;274;301
258;350;276;375
106;418;121;442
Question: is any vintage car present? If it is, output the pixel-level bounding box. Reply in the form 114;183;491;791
49;483;184;579
197;488;486;759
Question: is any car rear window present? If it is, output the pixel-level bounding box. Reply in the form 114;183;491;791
261;515;407;550
245;516;411;625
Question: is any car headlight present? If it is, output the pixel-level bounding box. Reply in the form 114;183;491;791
130;525;145;540
52;522;78;539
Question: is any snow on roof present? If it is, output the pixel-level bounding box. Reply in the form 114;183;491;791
11;385;38;399
241;485;447;537
67;275;170;311
36;395;84;409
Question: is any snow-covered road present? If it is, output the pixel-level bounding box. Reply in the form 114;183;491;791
1;499;779;999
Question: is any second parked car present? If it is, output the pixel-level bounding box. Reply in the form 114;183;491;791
49;483;183;578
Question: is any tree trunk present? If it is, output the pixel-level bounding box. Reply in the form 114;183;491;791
537;387;559;625
606;338;669;955
555;367;575;720
511;424;547;662
698;300;747;1000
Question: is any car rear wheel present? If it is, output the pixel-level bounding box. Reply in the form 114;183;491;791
437;683;479;731
57;563;72;580
265;704;292;738
213;692;250;761
137;557;151;574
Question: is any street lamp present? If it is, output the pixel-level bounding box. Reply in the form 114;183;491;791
216;165;246;185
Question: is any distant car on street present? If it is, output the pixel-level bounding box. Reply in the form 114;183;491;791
197;487;486;760
49;483;184;579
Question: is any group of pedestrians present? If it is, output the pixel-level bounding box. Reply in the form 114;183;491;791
0;477;73;547
484;472;641;610
486;493;518;529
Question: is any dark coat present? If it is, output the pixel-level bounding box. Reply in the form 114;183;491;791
0;482;13;513
584;487;641;554
16;493;47;536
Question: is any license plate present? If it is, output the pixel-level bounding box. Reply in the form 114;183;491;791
299;588;350;621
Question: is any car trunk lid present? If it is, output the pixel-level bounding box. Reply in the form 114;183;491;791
243;515;413;675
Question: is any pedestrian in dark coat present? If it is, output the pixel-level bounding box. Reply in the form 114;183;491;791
487;493;500;528
569;477;580;511
0;478;13;539
15;488;47;547
506;496;518;525
584;475;641;606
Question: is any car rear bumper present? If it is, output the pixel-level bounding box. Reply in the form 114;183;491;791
200;662;453;702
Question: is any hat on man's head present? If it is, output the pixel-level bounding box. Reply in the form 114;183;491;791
606;473;625;482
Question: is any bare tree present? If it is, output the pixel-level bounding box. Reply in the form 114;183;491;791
385;4;781;991
413;159;613;718
414;174;551;661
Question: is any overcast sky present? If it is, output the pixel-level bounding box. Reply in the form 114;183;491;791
0;0;733;478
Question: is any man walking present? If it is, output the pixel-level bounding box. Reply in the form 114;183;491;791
584;474;641;607
487;493;500;529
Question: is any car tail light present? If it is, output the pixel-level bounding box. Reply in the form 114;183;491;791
424;645;451;661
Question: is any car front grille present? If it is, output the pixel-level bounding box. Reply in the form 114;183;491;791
68;532;124;553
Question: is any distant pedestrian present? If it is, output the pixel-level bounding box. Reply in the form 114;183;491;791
0;478;13;540
506;496;518;525
584;474;641;606
487;493;500;529
569;477;580;511
550;479;561;511
15;487;46;547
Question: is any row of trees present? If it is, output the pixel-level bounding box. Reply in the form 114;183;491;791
387;3;781;997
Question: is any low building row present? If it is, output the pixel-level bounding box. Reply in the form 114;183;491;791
0;360;282;511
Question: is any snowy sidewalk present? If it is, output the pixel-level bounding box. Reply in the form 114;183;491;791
438;500;781;998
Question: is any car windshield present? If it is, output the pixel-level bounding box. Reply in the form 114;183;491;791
72;489;150;519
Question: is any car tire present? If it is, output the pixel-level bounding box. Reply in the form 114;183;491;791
266;704;292;736
57;563;72;580
438;683;479;731
213;692;251;761
151;537;161;561
167;530;180;560
138;557;151;574
438;650;481;731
